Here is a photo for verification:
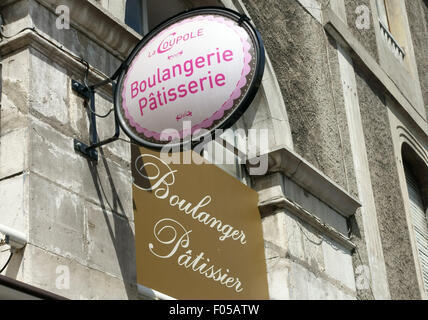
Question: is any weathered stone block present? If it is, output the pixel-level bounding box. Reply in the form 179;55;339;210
29;116;133;220
28;174;86;264
262;213;287;249
85;201;136;284
0;128;28;179
243;89;270;128
29;116;88;192
68;83;90;140
21;244;136;300
322;239;356;291
1;50;29;135
288;260;356;300
81;155;133;220
0;173;28;235
282;211;306;262
300;220;325;272
29;50;69;126
265;256;290;300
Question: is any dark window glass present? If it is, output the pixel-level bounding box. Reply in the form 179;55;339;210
125;0;143;34
147;0;189;31
125;0;222;35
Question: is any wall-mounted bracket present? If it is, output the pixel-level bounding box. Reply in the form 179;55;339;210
72;79;120;163
73;138;99;162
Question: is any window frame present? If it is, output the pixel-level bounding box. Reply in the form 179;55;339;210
376;0;390;31
403;160;428;294
388;104;428;299
371;0;426;120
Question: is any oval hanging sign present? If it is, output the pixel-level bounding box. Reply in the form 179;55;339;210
115;7;265;149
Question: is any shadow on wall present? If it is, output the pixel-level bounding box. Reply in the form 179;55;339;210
87;148;136;299
4;250;24;279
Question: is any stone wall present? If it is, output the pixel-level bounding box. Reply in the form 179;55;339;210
355;65;421;299
1;0;137;299
0;0;427;300
256;171;358;300
241;0;357;193
344;0;379;62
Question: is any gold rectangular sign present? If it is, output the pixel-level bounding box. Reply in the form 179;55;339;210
132;146;269;299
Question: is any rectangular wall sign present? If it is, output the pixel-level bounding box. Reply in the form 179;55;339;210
132;146;269;299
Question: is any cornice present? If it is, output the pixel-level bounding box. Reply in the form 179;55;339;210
0;29;113;97
40;0;140;59
1;0;141;60
259;193;356;251
248;145;361;219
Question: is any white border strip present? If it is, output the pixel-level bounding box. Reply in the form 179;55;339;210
137;284;177;300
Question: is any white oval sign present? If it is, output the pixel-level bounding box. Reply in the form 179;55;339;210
115;8;265;149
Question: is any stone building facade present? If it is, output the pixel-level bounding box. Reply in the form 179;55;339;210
0;0;426;300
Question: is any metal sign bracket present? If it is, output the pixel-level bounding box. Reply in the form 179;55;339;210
71;79;120;163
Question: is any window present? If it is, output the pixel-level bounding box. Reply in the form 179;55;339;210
125;0;222;35
125;0;147;35
374;0;425;117
375;0;405;61
376;0;390;30
404;162;428;293
125;0;188;35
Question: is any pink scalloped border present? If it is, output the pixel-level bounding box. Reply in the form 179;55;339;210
121;15;252;141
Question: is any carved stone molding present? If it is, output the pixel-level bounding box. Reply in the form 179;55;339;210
1;0;141;59
248;145;361;218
